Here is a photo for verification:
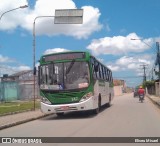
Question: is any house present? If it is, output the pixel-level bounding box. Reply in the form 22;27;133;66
0;70;39;102
113;79;126;96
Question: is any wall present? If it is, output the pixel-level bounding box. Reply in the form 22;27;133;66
114;85;123;96
0;82;18;101
155;82;160;96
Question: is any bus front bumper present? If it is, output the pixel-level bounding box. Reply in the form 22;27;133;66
41;97;96;114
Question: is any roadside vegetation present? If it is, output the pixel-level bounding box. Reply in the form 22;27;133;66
0;100;40;116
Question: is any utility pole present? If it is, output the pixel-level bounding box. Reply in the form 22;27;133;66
140;64;148;84
156;42;160;80
155;42;160;95
151;68;154;81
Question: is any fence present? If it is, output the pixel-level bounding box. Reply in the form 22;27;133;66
147;85;155;95
0;81;39;102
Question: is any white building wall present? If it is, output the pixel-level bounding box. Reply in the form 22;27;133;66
114;85;123;96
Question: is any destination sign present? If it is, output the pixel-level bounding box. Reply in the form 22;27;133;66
43;52;85;62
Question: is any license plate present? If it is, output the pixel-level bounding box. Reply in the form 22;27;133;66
60;106;69;110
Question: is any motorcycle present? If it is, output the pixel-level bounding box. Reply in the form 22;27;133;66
139;94;144;103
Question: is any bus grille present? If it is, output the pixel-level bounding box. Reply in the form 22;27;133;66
55;107;78;112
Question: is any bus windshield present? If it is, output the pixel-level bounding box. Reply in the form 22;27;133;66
39;61;90;91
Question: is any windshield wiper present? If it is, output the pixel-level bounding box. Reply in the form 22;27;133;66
66;59;75;74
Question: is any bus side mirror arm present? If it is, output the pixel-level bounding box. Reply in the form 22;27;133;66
38;66;40;86
33;66;37;75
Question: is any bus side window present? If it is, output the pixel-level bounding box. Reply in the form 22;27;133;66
106;70;109;81
104;68;107;81
110;72;113;83
108;71;111;82
90;57;96;79
102;66;105;80
99;65;102;79
92;64;97;79
90;57;99;79
95;65;100;79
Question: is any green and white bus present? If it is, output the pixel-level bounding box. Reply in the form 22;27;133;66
39;51;114;116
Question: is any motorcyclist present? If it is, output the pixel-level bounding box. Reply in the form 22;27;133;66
138;86;145;101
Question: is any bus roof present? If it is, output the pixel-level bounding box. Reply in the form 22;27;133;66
42;51;90;57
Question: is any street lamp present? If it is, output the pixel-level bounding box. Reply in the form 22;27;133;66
33;9;83;110
130;38;154;49
130;38;150;92
32;16;56;111
0;5;28;21
0;5;28;78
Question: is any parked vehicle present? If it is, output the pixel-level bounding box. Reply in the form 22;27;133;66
133;88;138;97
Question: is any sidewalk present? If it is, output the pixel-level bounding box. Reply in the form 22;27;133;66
0;109;53;130
147;94;160;108
0;95;160;130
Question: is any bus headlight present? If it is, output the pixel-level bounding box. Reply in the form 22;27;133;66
41;97;51;105
80;92;93;102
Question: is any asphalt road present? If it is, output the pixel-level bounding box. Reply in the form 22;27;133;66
0;93;160;146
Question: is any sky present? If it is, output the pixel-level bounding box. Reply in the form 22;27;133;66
0;0;160;87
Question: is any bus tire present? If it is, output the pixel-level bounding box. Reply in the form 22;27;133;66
93;96;101;114
56;112;64;117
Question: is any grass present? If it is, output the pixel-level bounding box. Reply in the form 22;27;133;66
0;100;40;115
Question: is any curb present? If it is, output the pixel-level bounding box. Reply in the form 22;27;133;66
0;109;34;117
147;95;160;109
0;113;53;130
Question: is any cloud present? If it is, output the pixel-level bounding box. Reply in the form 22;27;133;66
0;0;102;39
87;32;155;55
120;29;127;34
0;53;31;76
15;65;31;71
108;65;120;71
0;65;31;76
43;48;70;55
0;54;15;63
106;55;153;73
105;24;111;32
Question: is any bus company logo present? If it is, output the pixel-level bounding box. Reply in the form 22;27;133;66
2;138;12;143
71;97;78;101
